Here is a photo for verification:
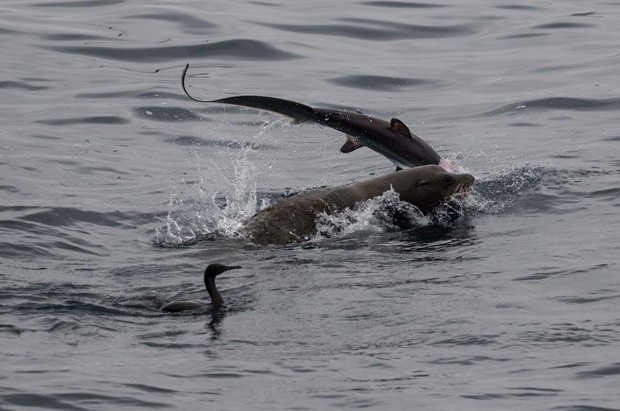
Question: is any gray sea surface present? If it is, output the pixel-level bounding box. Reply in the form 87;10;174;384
1;0;619;410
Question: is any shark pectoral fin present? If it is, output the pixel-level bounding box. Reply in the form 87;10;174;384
340;135;364;153
389;118;413;137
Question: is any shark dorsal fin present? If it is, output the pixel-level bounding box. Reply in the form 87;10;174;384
389;118;412;137
340;135;364;153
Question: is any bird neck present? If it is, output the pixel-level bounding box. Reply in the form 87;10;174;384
205;276;224;308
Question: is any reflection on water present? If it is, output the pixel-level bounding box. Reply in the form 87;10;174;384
206;309;227;340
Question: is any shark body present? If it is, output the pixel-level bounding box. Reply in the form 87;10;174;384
181;64;447;169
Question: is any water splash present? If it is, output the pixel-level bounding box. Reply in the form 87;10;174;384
153;122;286;247
153;162;251;246
313;189;431;242
311;187;480;243
215;153;257;236
154;124;552;246
472;164;548;214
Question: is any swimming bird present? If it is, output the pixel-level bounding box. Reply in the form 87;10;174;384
181;64;454;171
162;264;241;313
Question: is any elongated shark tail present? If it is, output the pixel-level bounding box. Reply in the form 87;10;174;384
182;64;318;122
211;95;318;122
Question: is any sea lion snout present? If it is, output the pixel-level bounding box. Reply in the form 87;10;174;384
449;173;475;197
456;173;474;189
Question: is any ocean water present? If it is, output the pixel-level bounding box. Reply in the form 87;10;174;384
1;0;619;410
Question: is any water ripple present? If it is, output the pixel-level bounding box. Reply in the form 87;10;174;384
1;392;88;411
487;97;620;115
514;263;610;281
254;19;475;41
495;5;542;10
517;323;615;345
534;22;595;29
36;116;130;126
0;80;52;91
134;106;205;122
0;207;138;258
43;33;107;41
360;1;446;8
463;387;562;400
47;39;301;62
577;363;620;378
166;135;279;151
128;11;219;36
0;185;20;193
17;207;130;227
431;334;499;346
501;33;547;40
32;0;123;7
552;406;620;411
327;74;437;92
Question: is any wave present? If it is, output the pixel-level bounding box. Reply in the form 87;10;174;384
165;135;279;151
33;0;123;6
360;1;446;9
0;80;52;91
252;19;475;41
133;106;206;122
47;39;301;62
487;97;620;115
0;206;138;259
327;74;438;92
36;116;130;126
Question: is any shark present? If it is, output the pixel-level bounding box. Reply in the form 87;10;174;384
181;64;454;171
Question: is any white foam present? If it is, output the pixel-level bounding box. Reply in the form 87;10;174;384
153;124;280;246
312;189;431;242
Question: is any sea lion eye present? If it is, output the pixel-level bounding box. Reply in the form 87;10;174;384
417;180;430;188
442;175;455;185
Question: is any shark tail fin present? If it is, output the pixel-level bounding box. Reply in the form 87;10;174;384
182;64;318;122
211;96;318;122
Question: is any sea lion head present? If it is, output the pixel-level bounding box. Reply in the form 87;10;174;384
397;165;474;211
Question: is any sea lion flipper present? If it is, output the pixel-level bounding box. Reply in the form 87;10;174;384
340;135;364;153
389;118;412;138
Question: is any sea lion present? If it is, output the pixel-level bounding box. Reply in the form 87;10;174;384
245;165;474;245
181;64;453;170
162;264;241;313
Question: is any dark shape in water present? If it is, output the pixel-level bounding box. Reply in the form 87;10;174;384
181;64;450;170
245;165;474;245
162;264;242;313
